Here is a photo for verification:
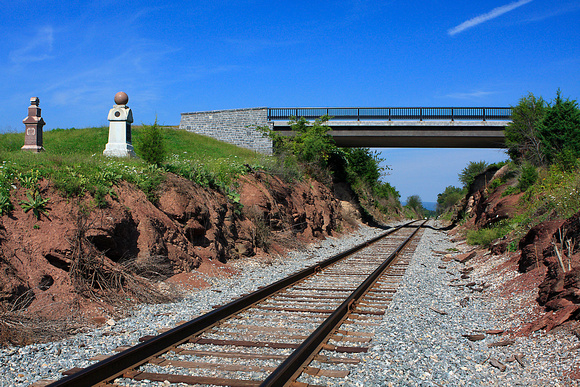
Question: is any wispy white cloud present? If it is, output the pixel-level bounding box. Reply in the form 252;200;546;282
9;26;54;64
445;91;497;99
448;0;533;36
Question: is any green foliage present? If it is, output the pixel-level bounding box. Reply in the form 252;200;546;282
487;178;503;191
505;93;547;165
288;116;337;167
130;164;165;203
19;191;50;220
537;89;580;168
258;116;337;176
342;148;383;186
256;117;402;218
0;126;265;209
372;181;399;201
255;117;338;184
467;223;510;246
472;163;580;244
404;195;426;218
17;169;42;190
517;163;538;192
506;90;580;169
136;119;166;167
406;195;422;210
458;160;489;188
436;185;465;214
501;185;519;197
523;164;580;222
0;193;13;215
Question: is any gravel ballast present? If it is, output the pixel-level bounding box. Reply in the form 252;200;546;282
345;222;579;387
2;222;578;386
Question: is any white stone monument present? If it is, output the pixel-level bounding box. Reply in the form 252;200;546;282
103;91;136;157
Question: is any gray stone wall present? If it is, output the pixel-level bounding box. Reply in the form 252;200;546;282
179;107;272;155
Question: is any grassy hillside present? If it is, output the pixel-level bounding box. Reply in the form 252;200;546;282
1;125;262;159
0;126;266;208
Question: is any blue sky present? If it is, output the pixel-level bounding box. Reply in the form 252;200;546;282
1;1;579;202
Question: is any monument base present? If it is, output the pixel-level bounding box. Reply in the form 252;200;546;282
103;143;136;158
21;145;44;153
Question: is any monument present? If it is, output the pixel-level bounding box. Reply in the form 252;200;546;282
103;91;136;157
21;97;45;152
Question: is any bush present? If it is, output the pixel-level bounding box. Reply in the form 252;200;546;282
436;185;465;214
459;161;489;188
467;224;510;246
136;120;166;166
517;163;538;192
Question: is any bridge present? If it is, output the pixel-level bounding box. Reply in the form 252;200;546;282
268;107;511;149
179;107;512;154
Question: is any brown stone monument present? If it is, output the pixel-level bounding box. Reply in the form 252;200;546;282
21;97;45;153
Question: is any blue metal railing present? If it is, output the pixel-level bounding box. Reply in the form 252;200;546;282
267;107;512;122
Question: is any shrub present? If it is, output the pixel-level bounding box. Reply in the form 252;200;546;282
136;119;166;166
459;161;489;188
517;163;538;192
467;225;510;246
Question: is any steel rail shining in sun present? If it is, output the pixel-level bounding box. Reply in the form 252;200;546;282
47;221;419;387
260;219;427;386
267;107;512;122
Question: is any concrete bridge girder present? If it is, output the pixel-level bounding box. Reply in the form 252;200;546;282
270;120;509;148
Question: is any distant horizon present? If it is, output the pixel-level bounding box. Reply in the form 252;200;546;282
402;201;438;212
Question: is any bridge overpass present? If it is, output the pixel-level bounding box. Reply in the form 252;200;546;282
179;107;512;154
269;107;511;149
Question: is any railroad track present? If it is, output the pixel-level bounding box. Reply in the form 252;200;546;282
39;220;427;387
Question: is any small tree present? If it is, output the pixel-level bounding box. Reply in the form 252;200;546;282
342;148;384;186
505;92;547;166
405;195;424;218
537;89;580;167
458;160;489;188
137;119;166;167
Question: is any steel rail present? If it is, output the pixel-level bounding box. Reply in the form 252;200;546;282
47;221;418;386
260;220;427;386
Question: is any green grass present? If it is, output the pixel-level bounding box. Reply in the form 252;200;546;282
0;125;269;207
467;223;511;247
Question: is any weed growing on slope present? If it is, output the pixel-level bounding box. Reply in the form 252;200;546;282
20;192;50;220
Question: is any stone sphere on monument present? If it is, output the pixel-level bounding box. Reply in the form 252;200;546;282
114;91;129;105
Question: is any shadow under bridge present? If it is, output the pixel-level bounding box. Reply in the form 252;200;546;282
268;107;511;148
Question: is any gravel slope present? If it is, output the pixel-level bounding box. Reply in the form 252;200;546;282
2;221;578;386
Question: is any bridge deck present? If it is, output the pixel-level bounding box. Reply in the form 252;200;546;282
271;120;508;148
